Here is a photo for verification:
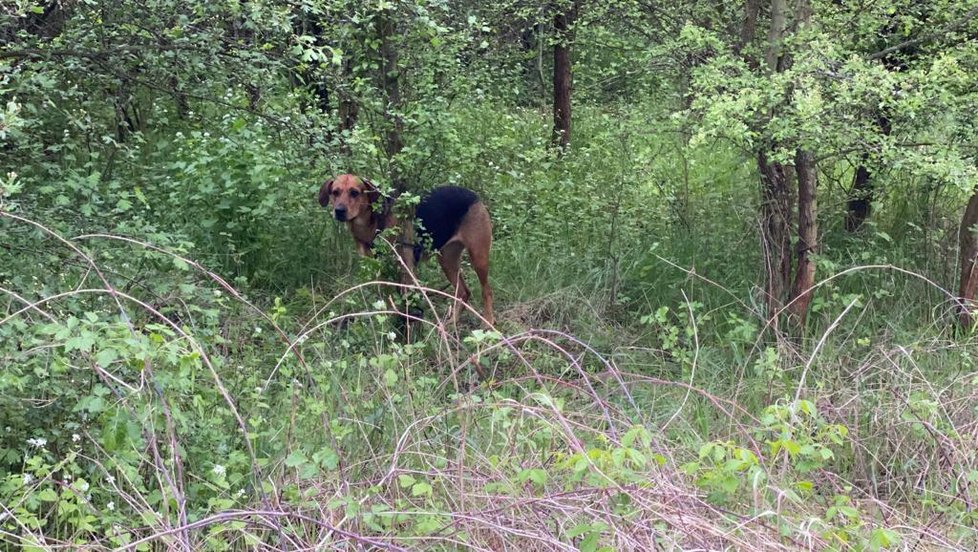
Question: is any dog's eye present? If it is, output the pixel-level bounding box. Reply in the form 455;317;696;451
350;190;360;198
332;190;340;196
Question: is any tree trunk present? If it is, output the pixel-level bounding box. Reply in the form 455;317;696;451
759;0;791;321
789;149;817;325
551;2;575;151
958;186;978;326
337;56;360;156
737;0;762;56
845;114;890;231
338;58;359;133
377;9;415;287
758;150;793;319
379;12;404;185
845;163;872;232
293;9;357;154
22;0;65;39
231;15;263;111
170;76;190;119
764;0;788;72
114;81;139;143
302;15;331;115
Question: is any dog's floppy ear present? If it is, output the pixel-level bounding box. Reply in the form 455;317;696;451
318;179;334;207
361;178;381;204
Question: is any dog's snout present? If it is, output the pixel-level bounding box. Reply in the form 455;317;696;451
334;206;348;221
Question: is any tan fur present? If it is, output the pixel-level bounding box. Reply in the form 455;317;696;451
320;173;494;325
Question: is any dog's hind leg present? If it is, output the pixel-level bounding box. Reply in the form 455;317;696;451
460;204;494;326
469;243;493;326
437;241;470;322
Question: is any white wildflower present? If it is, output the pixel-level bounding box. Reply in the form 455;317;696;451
107;501;115;511
387;332;397;341
106;474;115;484
27;437;47;448
211;464;226;477
22;473;33;486
72;433;81;442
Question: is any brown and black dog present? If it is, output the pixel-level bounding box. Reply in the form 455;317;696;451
319;173;494;325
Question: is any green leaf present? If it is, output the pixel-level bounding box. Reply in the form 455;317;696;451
838;505;860;519
869;527;900;548
517;468;548;487
566;523;593;538
720;475;739;493
65;334;96;352
95;348;118;367
313;447;339;471
284;450;308;468
580;531;600;552
411;482;432;497
398;474;416;489
781;440;801;457
622;425;651;448
795;480;814;493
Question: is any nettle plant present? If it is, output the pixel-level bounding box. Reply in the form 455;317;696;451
558;425;665;488
758;399;848;475
639;302;714;372
683;399;849;507
677;398;909;548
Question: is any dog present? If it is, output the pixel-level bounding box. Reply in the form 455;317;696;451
319;173;494;325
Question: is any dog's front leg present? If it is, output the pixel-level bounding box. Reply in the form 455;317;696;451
355;241;373;257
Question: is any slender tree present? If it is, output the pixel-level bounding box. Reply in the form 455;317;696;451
375;5;417;292
958;188;978;326
551;0;576;151
755;0;794;322
785;0;818;325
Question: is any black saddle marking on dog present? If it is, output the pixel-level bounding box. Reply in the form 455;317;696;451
414;186;480;261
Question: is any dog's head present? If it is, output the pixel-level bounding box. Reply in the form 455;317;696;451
319;174;380;222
